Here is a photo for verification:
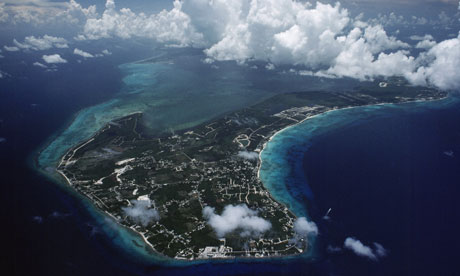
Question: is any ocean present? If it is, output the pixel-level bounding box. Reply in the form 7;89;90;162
2;48;460;275
260;95;460;275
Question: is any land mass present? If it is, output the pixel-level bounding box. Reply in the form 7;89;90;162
57;78;446;260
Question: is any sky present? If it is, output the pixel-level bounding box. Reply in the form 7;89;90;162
0;0;459;90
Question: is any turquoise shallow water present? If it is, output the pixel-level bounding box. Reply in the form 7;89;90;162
36;49;412;266
37;49;359;171
38;58;266;170
35;51;347;264
36;54;274;264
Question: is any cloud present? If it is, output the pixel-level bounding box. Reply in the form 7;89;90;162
42;54;67;64
0;3;8;22
410;34;434;41
0;137;6;143
203;204;271;238
0;0;97;25
2;0;459;90
373;242;388;258
122;199;159;227
80;0;204;46
415;39;436;49
344;237;387;261
102;49;111;55
265;63;275;70
13;35;68;51
407;32;460;90
33;62;47;68
0;0;68;7
73;48;94;58
290;217;318;248
344;237;376;260
4;45;19;52
0;70;10;78
293;217;318;237
32;216;43;224
237;151;259;160
75;0;459;90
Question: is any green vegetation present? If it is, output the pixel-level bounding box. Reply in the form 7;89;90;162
58;79;446;260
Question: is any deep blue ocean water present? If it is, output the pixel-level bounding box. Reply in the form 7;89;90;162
301;96;460;276
261;96;460;276
2;46;460;275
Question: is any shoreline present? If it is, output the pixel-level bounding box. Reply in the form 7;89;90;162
55;164;310;265
41;93;449;265
53;114;305;265
256;95;450;217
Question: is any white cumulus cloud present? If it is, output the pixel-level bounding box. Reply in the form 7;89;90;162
415;39;436;49
73;48;94;58
2;0;460;91
290;217;318;248
237;151;259;160
407;32;460;90
42;54;67;64
122;199;159;227
203;204;272;238
294;217;318;237
344;237;387;261
81;0;204;46
13;35;68;51
37;0;454;90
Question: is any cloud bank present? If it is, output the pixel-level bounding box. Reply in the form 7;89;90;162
70;0;460;90
81;0;203;46
0;0;97;25
344;237;387;261
122;199;160;227
409;34;460;90
203;204;272;237
1;0;459;90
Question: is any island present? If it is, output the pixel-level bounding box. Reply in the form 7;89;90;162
57;78;446;260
